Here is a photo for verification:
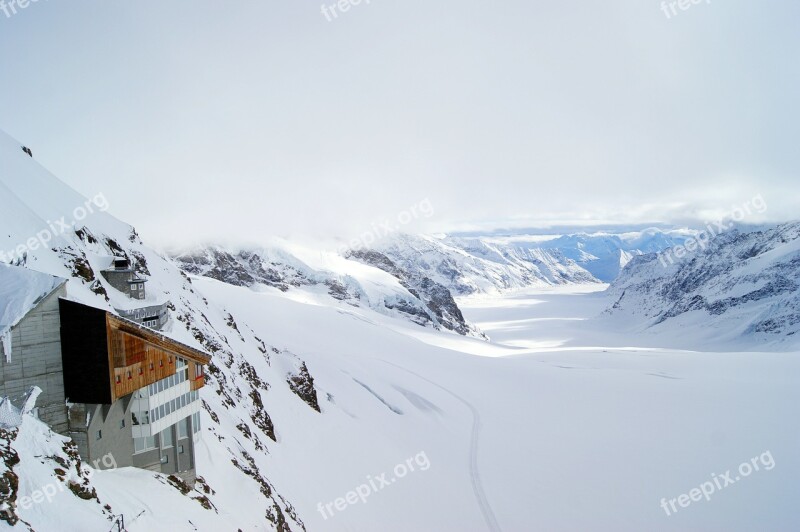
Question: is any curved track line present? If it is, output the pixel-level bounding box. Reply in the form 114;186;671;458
379;360;502;532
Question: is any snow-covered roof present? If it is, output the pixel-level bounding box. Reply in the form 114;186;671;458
0;263;66;336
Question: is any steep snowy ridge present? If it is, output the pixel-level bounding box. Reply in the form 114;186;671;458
0;128;497;531
173;245;484;338
372;233;599;295
370;230;688;294
344;249;484;338
0;413;224;531
605;223;800;348
534;229;689;281
0;129;313;530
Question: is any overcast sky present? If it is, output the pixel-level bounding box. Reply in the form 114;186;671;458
0;1;797;248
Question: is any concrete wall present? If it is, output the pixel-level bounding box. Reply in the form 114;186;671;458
0;286;68;433
68;400;135;469
129;415;197;482
0;284;198;483
116;302;169;331
71;402;198;481
100;269;146;300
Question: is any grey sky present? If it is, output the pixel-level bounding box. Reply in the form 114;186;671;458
1;1;797;248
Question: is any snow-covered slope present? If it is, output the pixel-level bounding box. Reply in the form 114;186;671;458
371;233;599;295
534;229;690;281
0;401;229;531
0;128;312;530
0;128;492;531
605;223;800;348
3;126;798;531
368;229;688;296
172;245;484;338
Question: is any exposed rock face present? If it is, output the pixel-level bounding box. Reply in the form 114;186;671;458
172;246;483;337
173;248;311;292
287;363;320;413
606;222;800;343
372;233;599;295
346;249;476;337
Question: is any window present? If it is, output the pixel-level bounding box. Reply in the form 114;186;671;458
134;435;156;454
178;417;189;439
139;292;145;300
139;283;144;290
160;455;169;464
120;419;126;429
161;427;173;448
96;430;102;440
192;412;201;434
159;405;165;418
178;445;185;454
131;284;137;291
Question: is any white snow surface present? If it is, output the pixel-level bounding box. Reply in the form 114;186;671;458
0;127;797;531
0;264;65;361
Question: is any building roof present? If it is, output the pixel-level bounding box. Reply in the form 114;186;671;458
107;312;212;365
0;263;66;336
0;264;66;361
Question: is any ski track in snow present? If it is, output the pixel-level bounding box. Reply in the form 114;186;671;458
378;360;502;532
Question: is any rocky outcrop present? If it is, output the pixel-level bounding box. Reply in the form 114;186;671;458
172;246;483;337
346;249;477;336
606;222;800;342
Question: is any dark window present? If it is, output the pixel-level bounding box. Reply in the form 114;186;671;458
161;427;174;447
96;430;102;440
120;419;126;429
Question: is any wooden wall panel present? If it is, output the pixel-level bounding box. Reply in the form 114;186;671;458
110;331;180;400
